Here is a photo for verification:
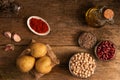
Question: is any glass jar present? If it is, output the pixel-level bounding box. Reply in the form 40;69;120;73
85;6;114;28
0;0;21;14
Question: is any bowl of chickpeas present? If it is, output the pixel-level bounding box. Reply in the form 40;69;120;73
69;52;96;78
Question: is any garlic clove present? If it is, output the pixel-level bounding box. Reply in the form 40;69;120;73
4;44;15;51
13;33;21;42
4;31;12;39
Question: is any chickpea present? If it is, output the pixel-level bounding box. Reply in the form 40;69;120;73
69;52;96;78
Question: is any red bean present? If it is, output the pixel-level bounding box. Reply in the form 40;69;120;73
96;40;115;61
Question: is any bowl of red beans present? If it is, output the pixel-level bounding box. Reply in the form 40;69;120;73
27;16;50;36
95;40;116;61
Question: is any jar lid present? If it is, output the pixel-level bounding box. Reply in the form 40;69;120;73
103;9;114;19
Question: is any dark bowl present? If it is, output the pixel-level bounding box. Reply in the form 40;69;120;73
94;40;116;61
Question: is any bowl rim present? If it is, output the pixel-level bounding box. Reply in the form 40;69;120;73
27;16;50;36
94;40;116;61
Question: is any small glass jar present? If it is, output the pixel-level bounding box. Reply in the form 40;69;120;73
10;2;21;14
0;0;21;14
85;6;114;28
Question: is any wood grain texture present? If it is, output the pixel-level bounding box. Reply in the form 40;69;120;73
0;46;120;80
0;0;120;80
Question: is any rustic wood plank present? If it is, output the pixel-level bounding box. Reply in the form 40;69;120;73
0;46;85;65
0;40;120;80
1;0;120;25
0;45;120;65
0;62;120;80
0;64;120;80
0;17;120;46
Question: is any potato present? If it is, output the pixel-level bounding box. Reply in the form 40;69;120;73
30;43;47;58
35;56;52;74
16;55;35;72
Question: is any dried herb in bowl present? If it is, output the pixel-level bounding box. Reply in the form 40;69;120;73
78;32;97;49
95;40;116;61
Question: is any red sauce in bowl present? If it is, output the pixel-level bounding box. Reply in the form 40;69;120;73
30;18;49;33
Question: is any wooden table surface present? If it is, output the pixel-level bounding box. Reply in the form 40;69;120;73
0;0;120;80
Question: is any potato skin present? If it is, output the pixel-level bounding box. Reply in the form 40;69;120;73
30;43;47;58
35;56;52;74
16;55;35;72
